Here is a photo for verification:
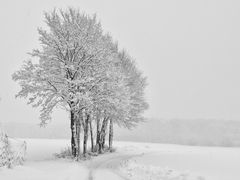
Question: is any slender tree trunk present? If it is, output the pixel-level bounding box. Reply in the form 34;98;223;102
102;122;108;149
70;110;77;157
83;114;89;157
102;130;106;149
109;119;113;152
89;119;94;152
76;116;81;159
99;117;108;153
96;118;100;152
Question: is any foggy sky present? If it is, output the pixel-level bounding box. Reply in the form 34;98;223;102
1;0;240;124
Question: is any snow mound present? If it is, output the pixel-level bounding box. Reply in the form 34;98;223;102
120;159;206;180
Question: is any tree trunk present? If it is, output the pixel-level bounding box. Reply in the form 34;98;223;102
102;131;106;149
70;110;77;157
89;119;94;152
96;118;100;152
99;117;108;153
76;116;81;159
83;114;89;157
109;119;113;152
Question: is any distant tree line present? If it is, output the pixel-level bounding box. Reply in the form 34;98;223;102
12;8;148;158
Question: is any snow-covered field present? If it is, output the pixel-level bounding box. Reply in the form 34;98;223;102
0;138;240;180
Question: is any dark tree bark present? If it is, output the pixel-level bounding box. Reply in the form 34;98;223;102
89;119;94;152
102;131;106;149
70;110;77;157
99;117;108;153
96;118;100;152
109;119;113;152
83;114;89;157
76;116;81;158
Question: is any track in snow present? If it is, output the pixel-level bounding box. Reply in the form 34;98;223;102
87;152;143;180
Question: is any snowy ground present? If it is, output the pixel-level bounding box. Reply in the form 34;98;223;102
0;139;240;180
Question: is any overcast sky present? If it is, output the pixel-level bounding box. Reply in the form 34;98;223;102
1;0;240;124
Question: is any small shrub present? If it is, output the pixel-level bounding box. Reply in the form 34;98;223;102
88;151;98;156
0;134;13;168
109;147;116;153
54;147;72;159
0;134;26;168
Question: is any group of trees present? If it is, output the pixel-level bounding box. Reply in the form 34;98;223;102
12;8;148;158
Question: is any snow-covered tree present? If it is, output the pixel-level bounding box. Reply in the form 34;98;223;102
12;8;116;157
13;8;148;158
0;134;26;168
0;134;13;168
98;50;148;151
